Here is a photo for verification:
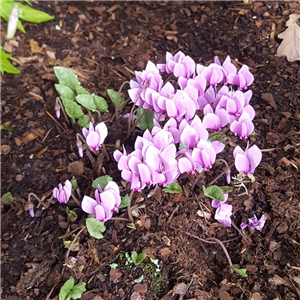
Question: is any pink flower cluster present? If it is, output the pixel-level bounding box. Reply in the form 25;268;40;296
114;116;226;191
128;52;256;139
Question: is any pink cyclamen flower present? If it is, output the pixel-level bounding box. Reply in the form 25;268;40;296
53;179;72;204
230;112;254;139
240;214;267;231
158;51;196;78
81;182;121;222
233;144;262;175
228;65;254;90
211;194;232;227
82;122;108;150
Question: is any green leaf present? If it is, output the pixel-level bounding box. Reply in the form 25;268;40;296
86;217;106;239
59;277;86;300
60;97;84;121
55;84;75;101
107;89;125;107
64;237;80;251
203;185;224;202
232;267;247;278
220;186;232;191
162;182;182;194
1;192;15;205
92;175;113;190
0;47;20;75
77;115;90;128
131;251;147;265
118;194;130;209
66;207;77;223
93;95;109;112
76;94;99;112
24;0;32;6
54;67;80;91
76;85;90;95
136;108;154;131
110;263;118;269
1;1;54;34
70;178;77;189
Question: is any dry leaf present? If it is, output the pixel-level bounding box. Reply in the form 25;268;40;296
277;14;300;62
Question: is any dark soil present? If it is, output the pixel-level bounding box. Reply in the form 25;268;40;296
1;1;300;300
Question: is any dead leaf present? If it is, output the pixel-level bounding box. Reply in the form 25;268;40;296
277;14;300;62
67;161;85;176
109;269;122;283
268;274;296;291
261;93;277;109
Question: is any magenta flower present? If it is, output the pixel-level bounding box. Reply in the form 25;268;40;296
81;182;121;222
82;122;108;150
192;140;217;171
158;51;196;78
228;65;254;90
211;194;232;227
197;63;225;86
128;61;163;106
53;179;72;204
240;214;267;231
230;112;254;139
233;144;262;175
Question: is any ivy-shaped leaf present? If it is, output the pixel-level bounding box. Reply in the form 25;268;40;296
61;97;84;121
93;95;109;112
76;94;98;112
107;89;125;107
86;217;106;239
136;108;154;131
118;194;130;209
92;175;113;190
54;67;80;91
77;115;90;128
55;84;75;101
76;85;90;95
162;182;182;194
203;185;224;202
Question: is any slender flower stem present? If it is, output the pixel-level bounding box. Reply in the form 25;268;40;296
64;225;86;265
184;231;233;269
127;189;135;223
127;104;144;139
71;193;81;207
231;221;252;245
111;81;129;122
207;162;235;186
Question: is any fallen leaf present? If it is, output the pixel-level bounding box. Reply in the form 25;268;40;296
109;269;122;283
277;14;300;62
261;93;277;109
67;161;85;176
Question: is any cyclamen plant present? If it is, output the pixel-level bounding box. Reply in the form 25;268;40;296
113;51;262;228
49;51;264;236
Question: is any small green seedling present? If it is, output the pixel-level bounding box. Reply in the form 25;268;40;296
131;251;147;265
59;277;86;300
232;267;247;278
1;46;20;74
66;207;77;223
1;192;15;205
